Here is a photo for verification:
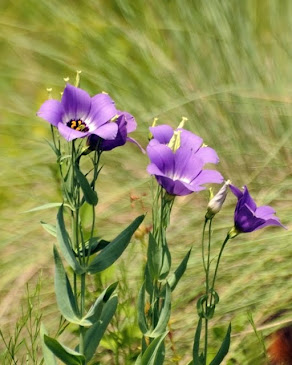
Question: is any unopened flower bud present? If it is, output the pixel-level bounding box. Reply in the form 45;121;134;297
205;180;231;219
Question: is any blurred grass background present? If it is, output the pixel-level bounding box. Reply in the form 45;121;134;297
1;0;292;363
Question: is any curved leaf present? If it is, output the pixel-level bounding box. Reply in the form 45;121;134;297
88;215;145;274
210;323;231;365
75;166;98;206
40;323;57;365
140;332;168;365
137;282;148;334
168;248;191;291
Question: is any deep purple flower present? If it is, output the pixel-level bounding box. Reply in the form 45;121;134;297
37;84;119;141
147;138;223;196
149;124;219;164
87;111;142;151
229;185;285;234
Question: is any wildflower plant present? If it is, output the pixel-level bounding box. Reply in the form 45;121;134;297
36;73;144;364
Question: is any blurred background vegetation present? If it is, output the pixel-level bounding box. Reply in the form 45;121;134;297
1;0;291;364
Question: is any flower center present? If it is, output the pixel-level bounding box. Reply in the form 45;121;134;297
67;119;89;132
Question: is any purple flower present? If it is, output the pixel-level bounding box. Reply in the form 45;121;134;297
87;111;143;151
147;126;223;196
229;185;285;234
37;84;119;141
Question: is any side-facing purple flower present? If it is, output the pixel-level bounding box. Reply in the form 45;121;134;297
87;111;143;151
229;185;285;235
147;125;223;196
37;84;118;141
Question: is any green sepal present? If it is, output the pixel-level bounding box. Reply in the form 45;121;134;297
53;246;81;324
44;335;85;365
147;283;171;338
168;248;191;291
139;332;168;365
137;282;148;334
41;221;57;237
209;323;231;365
88;215;145;274
75;166;98;206
79;282;118;326
56;205;85;275
40;323;57;365
192;317;203;365
82;296;118;362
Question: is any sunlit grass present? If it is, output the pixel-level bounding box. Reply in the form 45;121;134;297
1;0;292;363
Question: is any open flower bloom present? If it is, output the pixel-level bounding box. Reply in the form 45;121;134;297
149;124;219;164
229;185;285;234
87;111;143;151
37;84;119;141
147;142;223;196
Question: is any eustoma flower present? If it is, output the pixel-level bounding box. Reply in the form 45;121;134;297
229;184;285;236
37;83;119;141
147;123;223;196
87;111;142;151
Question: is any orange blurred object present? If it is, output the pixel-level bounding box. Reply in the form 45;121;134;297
268;326;292;365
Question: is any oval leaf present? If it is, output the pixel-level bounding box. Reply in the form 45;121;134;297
88;215;145;274
53;246;81;324
44;335;85;365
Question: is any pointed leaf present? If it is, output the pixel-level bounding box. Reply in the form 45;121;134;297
88;215;145;274
140;332;168;365
137;282;148;334
56;206;85;275
210;323;231;365
83;296;118;362
147;284;171;338
158;243;171;280
168;248;192;291
53;246;81;324
75;166;98;206
79;282;118;326
44;335;85;365
41;221;57;237
25;202;72;213
147;232;162;280
193;317;202;365
40;323;57;365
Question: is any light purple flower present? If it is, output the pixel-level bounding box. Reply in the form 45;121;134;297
147;142;223;196
229;185;285;233
149;124;219;164
87;111;143;151
37;84;118;141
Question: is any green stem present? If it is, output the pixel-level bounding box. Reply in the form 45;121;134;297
79;273;86;357
210;234;230;293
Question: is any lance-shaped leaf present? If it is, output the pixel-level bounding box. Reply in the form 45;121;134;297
75;238;110;258
83;296;118;362
88;215;145;274
40;323;57;365
79;282;118;326
139;332;168;365
44;335;85;365
158;243;171;280
25;202;72;213
168;248;192;291
41;221;57;237
137;282;148;334
193;317;203;365
75;166;98;206
147;233;161;280
53;246;81;324
147;283;171;338
56;206;85;275
209;323;231;365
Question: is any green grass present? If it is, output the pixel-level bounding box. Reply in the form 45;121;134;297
1;0;292;363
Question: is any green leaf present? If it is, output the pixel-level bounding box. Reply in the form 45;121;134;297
192;317;202;365
209;323;231;365
137;282;148;334
140;332;168;365
40;323;57;365
168;248;191;291
56;206;85;275
79;282;118;326
53;246;81;324
25;202;72;213
147;283;171;338
88;215;145;274
44;335;85;365
75;166;98;206
158;242;171;280
75;238;110;257
41;221;57;237
147;233;161;280
83;296;118;362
